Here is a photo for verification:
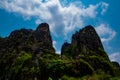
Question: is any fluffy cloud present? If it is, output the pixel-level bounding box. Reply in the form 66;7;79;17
53;40;57;50
0;0;109;36
109;52;120;64
53;40;60;54
95;24;116;42
100;2;109;15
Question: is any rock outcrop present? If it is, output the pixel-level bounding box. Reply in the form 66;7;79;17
61;25;114;75
35;23;52;46
33;23;55;54
61;42;71;56
0;23;55;80
0;23;55;55
61;25;109;59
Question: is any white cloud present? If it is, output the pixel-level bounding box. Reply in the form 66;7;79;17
109;52;120;64
95;24;116;42
56;50;61;54
53;40;57;50
53;40;61;54
0;0;109;36
100;2;109;15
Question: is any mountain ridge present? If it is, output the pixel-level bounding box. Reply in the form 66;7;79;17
0;23;120;80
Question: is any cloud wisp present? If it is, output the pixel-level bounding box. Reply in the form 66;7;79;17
95;24;116;43
0;0;109;37
109;52;120;64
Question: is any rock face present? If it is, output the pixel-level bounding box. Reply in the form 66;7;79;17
33;23;55;54
72;25;104;53
61;25;114;75
0;23;55;55
61;42;71;56
35;23;52;46
61;25;109;59
0;23;55;80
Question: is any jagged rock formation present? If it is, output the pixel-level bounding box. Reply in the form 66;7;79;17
61;25;109;59
0;23;55;80
61;42;72;57
61;25;114;75
36;23;53;46
0;23;55;55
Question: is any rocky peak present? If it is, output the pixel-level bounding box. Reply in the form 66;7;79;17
62;25;108;59
72;25;104;51
36;23;49;32
73;25;104;54
0;23;55;55
35;23;52;46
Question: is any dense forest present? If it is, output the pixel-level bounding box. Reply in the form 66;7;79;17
0;23;120;80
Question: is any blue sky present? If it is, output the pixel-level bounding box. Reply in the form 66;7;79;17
0;0;120;64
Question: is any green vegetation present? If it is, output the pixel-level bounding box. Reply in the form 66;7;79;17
0;51;120;80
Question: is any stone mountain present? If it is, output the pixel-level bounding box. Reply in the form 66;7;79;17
0;23;55;55
61;25;109;59
0;23;119;80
